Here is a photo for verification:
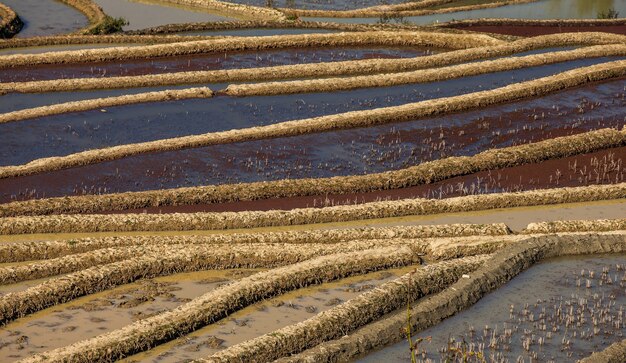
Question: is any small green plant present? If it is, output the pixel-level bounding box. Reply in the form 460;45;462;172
406;271;431;362
597;8;619;19
377;12;410;25
88;16;128;34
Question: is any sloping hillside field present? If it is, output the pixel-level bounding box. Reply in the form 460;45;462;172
0;0;625;362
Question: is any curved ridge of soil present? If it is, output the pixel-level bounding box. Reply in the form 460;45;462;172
0;183;623;234
0;2;23;39
275;232;626;362
21;247;415;363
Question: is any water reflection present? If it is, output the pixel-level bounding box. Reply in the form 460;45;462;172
305;0;626;24
93;0;233;30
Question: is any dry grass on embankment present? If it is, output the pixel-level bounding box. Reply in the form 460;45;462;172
1;183;624;234
0;2;22;39
158;0;286;20
524;218;626;234
2;62;626;182
21;248;414;363
6;44;626;123
224;44;626;96
201;255;491;362
0;31;502;69
0;34;215;51
0;87;213;124
0;223;511;262
4;32;625;94
0;232;529;287
0;246;417;326
580;338;626;363
121;19;393;35
0;238;426;285
270;232;626;362
0;127;623;219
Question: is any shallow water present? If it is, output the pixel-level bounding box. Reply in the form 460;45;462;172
0;56;620;166
1;67;623;203
124;267;412;362
2;0;89;37
369;199;626;232
0;46;572;114
93;0;233;31
0;46;438;82
305;0;626;24
360;254;626;362
0;269;241;361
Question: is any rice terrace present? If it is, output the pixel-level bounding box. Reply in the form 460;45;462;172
1;0;626;362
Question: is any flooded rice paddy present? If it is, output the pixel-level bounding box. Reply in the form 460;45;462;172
361;254;626;362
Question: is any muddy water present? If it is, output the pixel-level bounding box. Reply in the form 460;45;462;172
0;45;572;82
0;276;66;296
0;269;252;361
0;267;411;361
0;46;439;82
93;0;233;31
0;46;572;114
360;254;626;362
123;267;414;362
305;0;626;24
0;84;230;115
1;70;623;203
100;146;626;214
349;198;626;232
0;56;617;167
1;0;89;37
459;24;626;37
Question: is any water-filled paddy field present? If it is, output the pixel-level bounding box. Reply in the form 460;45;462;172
1;69;623;204
362;254;626;362
0;46;439;82
1;55;618;162
305;0;626;24
1;0;89;37
93;0;233;30
0;0;625;362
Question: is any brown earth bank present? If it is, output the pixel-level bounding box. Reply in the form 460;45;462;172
99;146;626;214
447;24;626;37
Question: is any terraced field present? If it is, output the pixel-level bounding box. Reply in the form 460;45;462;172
0;0;625;362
